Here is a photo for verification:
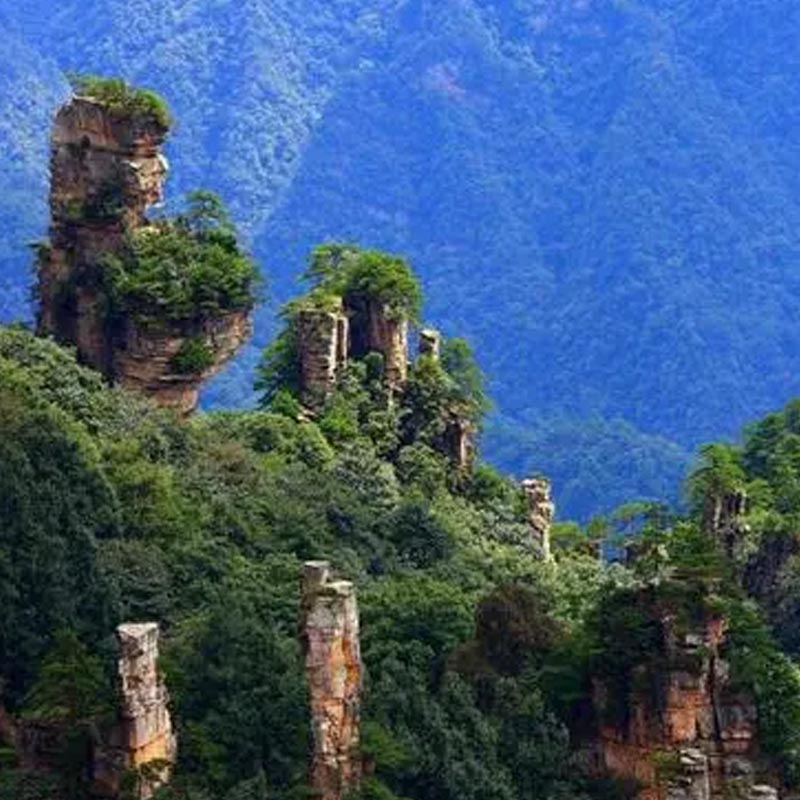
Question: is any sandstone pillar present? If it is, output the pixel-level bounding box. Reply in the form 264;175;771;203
38;96;169;374
365;301;408;389
296;305;349;405
521;477;554;560
95;623;176;799
301;561;362;800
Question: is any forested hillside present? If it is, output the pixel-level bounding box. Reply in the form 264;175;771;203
4;0;800;517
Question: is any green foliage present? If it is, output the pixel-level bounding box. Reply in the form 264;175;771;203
103;192;258;326
305;244;422;321
723;598;800;785
172;338;215;374
68;73;171;128
22;630;112;724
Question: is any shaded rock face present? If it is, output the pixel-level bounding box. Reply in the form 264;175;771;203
94;623;176;799
114;310;253;415
301;561;362;800
593;613;776;800
296;304;349;405
295;297;407;401
364;300;408;389
521;477;554;560
38;97;169;375
443;415;475;473
37;97;250;414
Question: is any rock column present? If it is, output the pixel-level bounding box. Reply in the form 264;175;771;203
296;304;349;405
365;300;408;390
38;96;169;374
95;623;176;799
521;477;554;560
301;561;362;800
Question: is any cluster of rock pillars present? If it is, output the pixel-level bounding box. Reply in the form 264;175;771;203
19;92;783;800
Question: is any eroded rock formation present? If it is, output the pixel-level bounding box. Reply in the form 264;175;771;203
364;300;408;389
296;304;349;405
94;623;176;799
301;561;362;800
37;94;251;413
521;477;554;559
592;607;778;800
294;294;410;402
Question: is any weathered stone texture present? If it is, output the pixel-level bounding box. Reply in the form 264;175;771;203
593;612;778;800
296;305;349;404
37;95;249;413
115;310;252;415
521;477;554;559
94;623;176;799
364;300;408;389
301;561;362;800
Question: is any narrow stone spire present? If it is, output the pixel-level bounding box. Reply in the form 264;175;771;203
296;302;349;405
521;477;554;560
301;561;362;800
94;623;176;799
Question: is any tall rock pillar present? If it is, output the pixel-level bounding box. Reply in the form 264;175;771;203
94;623;176;799
296;303;349;405
364;301;408;390
301;561;362;800
521;477;554;560
38;96;169;374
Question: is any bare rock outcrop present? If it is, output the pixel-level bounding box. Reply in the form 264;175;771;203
94;623;176;799
37;94;250;414
521;477;554;560
38;96;169;375
301;561;362;800
593;609;777;800
296;303;349;405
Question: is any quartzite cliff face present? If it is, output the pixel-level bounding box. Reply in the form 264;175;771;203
37;95;251;413
301;561;362;800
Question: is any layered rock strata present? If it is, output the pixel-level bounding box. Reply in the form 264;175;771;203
593;611;777;800
364;300;408;389
296;304;349;404
521;477;554;559
301;561;362;800
37;95;250;413
94;623;176;799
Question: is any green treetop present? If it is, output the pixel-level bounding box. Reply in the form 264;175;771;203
68;73;172;128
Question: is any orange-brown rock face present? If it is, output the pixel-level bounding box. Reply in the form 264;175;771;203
593;613;773;800
296;305;349;405
37;95;250;413
94;623;176;799
38;97;169;373
364;300;408;390
521;477;554;560
114;310;253;415
301;561;362;800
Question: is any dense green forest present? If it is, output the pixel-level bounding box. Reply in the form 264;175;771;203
4;0;800;518
4;232;800;798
